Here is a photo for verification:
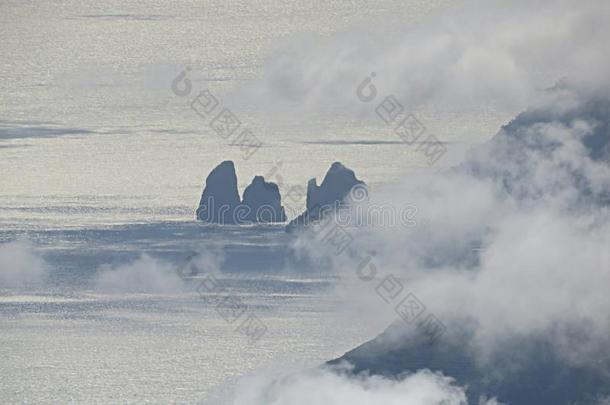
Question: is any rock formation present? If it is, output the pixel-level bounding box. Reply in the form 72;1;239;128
286;162;365;231
196;161;286;224
196;160;241;224
242;176;286;223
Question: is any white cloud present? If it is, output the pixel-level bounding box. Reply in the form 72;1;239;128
0;239;48;288
229;364;473;405
231;3;610;400
230;0;610;120
93;250;225;294
290;79;610;370
94;254;186;293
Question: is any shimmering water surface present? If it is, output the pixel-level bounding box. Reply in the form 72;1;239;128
0;0;510;228
0;0;510;403
0;222;379;403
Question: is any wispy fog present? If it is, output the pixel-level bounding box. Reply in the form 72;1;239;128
229;0;610;401
232;0;610;121
0;240;48;288
231;363;477;405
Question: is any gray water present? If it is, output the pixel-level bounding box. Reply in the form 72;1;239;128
0;0;506;403
0;222;380;403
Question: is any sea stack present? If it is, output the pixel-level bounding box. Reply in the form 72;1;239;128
242;176;287;223
286;162;365;232
196;161;241;224
196;161;286;224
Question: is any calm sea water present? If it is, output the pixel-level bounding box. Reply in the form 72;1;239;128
0;0;508;229
0;222;381;403
0;0;507;403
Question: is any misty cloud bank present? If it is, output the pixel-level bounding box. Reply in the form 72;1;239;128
331;81;610;361
232;0;610;120
235;0;610;402
230;364;488;405
284;74;610;404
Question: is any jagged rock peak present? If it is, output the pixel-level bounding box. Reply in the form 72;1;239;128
242;176;286;223
196;161;287;224
307;162;365;211
288;161;365;232
196;160;241;224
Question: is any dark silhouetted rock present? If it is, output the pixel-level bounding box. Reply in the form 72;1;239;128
329;321;610;405
242;176;287;223
196;161;286;224
287;162;365;232
196;161;241;224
